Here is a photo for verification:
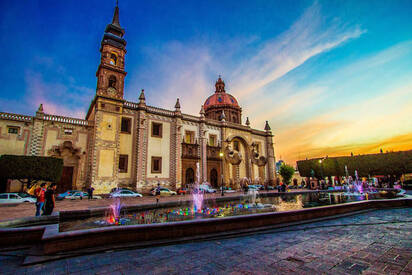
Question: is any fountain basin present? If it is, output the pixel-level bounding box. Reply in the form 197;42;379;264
0;189;409;259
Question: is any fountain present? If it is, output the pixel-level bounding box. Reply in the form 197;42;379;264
94;198;130;226
191;162;204;214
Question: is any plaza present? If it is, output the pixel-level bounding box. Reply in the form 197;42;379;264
1;208;411;274
1;1;412;274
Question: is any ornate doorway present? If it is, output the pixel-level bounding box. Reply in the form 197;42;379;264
185;168;195;186
58;167;74;193
210;168;218;187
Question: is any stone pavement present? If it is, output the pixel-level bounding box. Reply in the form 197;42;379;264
1;208;411;274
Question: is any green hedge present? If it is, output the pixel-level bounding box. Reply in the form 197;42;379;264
297;150;412;178
0;155;63;188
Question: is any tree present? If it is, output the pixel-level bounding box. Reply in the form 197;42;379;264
297;150;412;178
0;155;63;189
279;164;295;185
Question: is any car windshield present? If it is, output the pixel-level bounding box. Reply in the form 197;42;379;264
18;193;30;198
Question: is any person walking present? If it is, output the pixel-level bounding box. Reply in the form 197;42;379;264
155;183;161;204
43;183;57;216
34;183;46;216
88;186;95;200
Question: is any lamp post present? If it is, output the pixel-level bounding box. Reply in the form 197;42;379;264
219;152;224;196
319;159;324;189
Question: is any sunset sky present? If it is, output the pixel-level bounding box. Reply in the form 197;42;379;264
1;0;411;165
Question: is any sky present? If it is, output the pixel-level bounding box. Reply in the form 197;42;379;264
1;0;411;165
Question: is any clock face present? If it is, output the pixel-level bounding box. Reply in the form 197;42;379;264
107;87;117;97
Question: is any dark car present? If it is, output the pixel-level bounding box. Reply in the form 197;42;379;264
403;179;412;190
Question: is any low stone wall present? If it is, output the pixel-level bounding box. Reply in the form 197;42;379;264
0;190;409;256
40;198;411;254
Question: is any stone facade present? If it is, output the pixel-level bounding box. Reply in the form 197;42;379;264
0;5;276;194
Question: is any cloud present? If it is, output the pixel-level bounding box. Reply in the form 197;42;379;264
127;41;218;115
230;2;366;99
275;82;412;165
24;70;91;118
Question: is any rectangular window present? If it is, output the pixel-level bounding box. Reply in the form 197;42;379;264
234;141;239;151
8;126;19;134
121;117;131;133
209;135;216;146
256;143;260;154
118;155;128;173
185;131;195;144
152;122;162;137
151;157;162;173
64;129;73;135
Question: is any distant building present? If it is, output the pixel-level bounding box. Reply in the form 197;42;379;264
0;5;276;193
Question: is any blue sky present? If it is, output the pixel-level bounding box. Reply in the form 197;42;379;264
1;0;411;164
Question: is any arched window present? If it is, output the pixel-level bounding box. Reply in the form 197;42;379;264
108;75;117;88
110;53;117;65
232;116;238;123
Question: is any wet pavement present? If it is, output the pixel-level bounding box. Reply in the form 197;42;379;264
0;207;411;274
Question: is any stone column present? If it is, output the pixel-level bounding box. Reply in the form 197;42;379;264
264;121;276;185
136;90;148;191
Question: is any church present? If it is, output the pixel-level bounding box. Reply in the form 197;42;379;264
0;5;276;194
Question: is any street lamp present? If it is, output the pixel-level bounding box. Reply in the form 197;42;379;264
318;159;324;189
219;152;224;196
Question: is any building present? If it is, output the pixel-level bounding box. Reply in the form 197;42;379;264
0;5;276;194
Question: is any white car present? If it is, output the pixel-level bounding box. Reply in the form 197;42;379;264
110;190;143;198
199;184;217;193
0;193;36;204
65;192;102;200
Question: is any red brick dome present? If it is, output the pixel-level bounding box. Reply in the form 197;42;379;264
203;77;240;111
203;93;240;111
203;77;242;124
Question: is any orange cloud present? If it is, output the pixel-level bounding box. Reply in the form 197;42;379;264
278;132;412;166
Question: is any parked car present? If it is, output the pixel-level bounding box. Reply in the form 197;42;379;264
17;192;36;199
219;187;236;193
110;190;142;198
65;192;102;200
110;187;135;193
150;187;177;196
57;190;82;200
0;193;36;204
199;184;217;193
267;186;276;191
177;187;189;195
247;185;259;190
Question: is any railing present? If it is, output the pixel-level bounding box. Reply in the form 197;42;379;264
123;101;139;109
0;112;32;122
42;114;92;126
181;142;200;159
147;105;175;116
207;145;222;160
182;113;199;122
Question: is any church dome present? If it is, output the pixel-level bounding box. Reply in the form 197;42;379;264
203;77;240;111
203;93;240;110
203;77;242;124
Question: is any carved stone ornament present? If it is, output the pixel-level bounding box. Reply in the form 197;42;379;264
250;143;267;167
224;144;242;165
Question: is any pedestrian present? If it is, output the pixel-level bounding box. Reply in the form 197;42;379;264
88;186;95;200
34;183;46;216
155;183;161;204
43;183;57;216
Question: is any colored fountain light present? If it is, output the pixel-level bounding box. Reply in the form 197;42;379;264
192;162;204;214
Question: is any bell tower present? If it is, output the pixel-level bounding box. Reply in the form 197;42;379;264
96;3;127;99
